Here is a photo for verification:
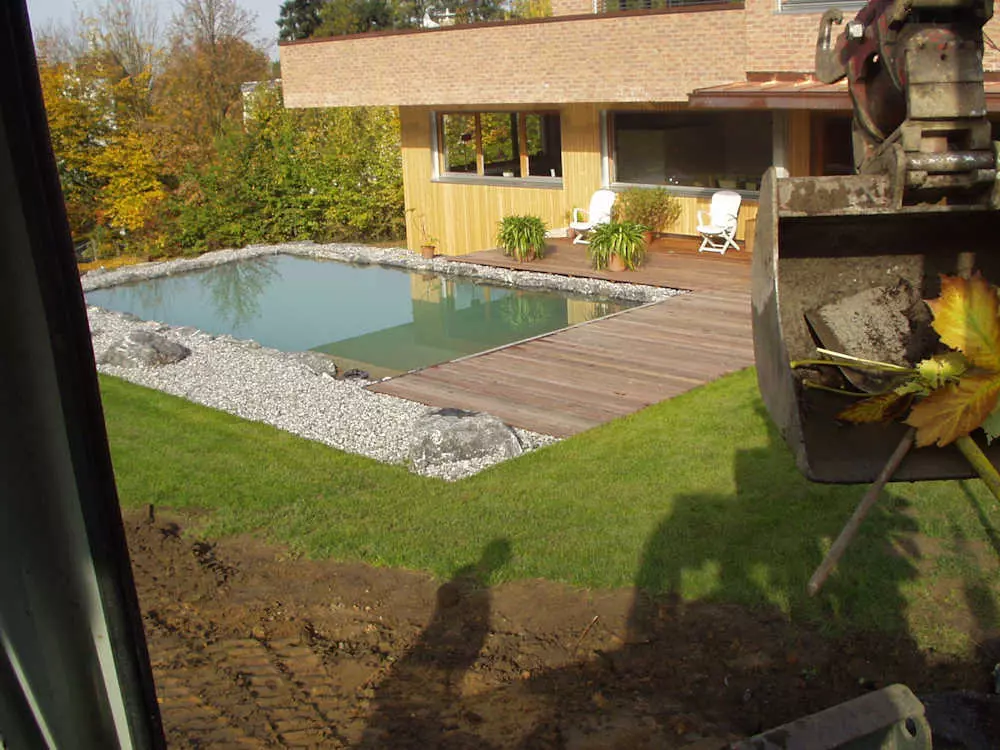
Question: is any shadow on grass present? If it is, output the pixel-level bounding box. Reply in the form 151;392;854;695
359;410;999;745
629;408;919;638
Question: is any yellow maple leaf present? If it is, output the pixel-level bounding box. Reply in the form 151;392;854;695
927;274;1000;371
838;391;914;424
905;373;1000;447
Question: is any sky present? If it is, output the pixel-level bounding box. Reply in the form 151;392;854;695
25;0;283;57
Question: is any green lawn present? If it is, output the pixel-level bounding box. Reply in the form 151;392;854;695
101;368;1000;654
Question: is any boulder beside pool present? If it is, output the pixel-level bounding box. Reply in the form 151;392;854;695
408;408;523;471
99;330;191;368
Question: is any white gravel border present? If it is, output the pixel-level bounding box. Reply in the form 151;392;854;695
85;243;683;480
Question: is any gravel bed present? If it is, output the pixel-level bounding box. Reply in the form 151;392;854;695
85;243;683;480
81;241;682;303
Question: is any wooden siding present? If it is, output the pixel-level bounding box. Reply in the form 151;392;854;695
787;110;812;178
402;104;763;256
401;105;603;256
671;195;758;241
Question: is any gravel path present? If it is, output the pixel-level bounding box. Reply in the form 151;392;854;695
85;243;682;480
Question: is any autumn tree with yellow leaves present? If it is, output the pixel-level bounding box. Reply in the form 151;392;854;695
36;0;404;259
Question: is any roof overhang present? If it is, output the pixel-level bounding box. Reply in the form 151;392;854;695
690;72;1000;113
689;74;850;110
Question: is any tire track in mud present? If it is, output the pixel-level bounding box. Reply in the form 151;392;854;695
146;593;361;746
128;516;360;748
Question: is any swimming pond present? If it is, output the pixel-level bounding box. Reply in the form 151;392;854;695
86;255;640;378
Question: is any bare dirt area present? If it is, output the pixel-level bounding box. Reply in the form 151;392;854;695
125;509;996;749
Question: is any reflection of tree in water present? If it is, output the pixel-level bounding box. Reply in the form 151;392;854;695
115;275;175;313
202;257;278;331
497;293;551;332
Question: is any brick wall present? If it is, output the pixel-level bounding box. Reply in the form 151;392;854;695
281;7;748;108
281;2;1000;106
745;0;821;72
744;0;1000;73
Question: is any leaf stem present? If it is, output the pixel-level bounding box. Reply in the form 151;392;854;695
956;435;1000;502
791;359;914;374
800;382;873;397
814;348;915;372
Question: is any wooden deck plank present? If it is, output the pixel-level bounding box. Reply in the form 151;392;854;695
370;281;756;437
450;236;752;294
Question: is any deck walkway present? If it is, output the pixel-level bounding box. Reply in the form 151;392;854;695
450;236;752;293
370;239;755;438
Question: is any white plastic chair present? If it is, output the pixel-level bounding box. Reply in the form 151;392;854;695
570;189;616;245
696;190;742;255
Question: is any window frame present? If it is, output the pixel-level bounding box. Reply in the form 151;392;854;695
606;109;775;199
433;110;564;189
776;0;864;14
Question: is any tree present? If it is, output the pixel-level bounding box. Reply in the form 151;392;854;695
37;57;112;240
171;0;256;46
153;0;269;167
277;0;326;41
316;0;393;36
93;0;161;79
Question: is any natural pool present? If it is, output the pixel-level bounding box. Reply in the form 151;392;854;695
86;254;639;378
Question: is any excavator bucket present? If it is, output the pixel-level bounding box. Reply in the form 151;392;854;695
752;167;1000;483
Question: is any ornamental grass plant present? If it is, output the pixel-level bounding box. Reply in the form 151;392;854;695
497;215;547;261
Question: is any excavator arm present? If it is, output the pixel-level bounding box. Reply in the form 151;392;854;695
752;0;1000;483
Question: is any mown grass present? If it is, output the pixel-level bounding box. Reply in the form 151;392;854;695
101;368;1000;653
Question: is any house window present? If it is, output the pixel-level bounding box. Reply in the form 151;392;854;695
778;0;865;13
442;113;477;173
610;111;772;193
437;111;562;181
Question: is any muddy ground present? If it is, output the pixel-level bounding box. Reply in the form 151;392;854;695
125;509;997;749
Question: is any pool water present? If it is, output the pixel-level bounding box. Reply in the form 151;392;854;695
86;255;639;377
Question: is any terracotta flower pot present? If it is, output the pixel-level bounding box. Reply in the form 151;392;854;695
420;244;436;259
643;230;654;248
608;253;627;272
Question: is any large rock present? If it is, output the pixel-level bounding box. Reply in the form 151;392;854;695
99;330;191;368
292;351;338;378
408;408;522;470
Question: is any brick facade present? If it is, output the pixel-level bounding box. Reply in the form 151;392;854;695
281;2;1000;108
281;6;749;108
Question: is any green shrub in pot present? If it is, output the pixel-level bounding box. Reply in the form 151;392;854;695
497;215;548;261
613;187;681;238
586;221;647;271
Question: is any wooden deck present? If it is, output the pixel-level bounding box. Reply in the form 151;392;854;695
450;235;752;294
371;288;754;440
371;237;754;437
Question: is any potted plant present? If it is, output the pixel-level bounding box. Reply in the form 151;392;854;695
410;211;438;258
497;215;547;261
613;187;681;247
586;221;647;272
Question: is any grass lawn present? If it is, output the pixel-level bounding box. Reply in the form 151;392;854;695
101;368;1000;654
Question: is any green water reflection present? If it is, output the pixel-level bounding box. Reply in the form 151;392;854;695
86;255;636;378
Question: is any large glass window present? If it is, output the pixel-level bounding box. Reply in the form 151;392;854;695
611;111;772;192
481;112;517;176
441;113;477;174
438;111;562;180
